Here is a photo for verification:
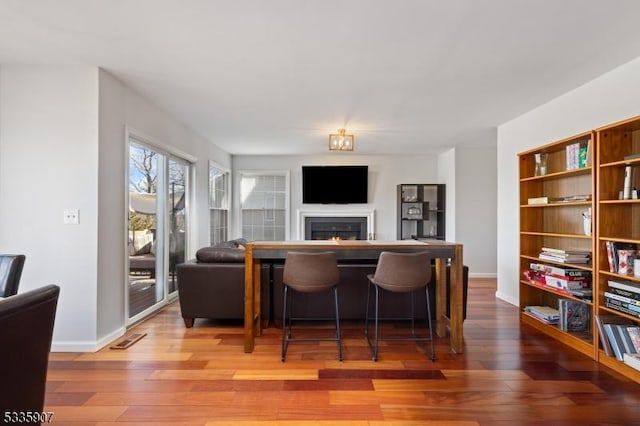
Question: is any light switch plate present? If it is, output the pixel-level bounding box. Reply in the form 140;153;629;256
63;209;79;225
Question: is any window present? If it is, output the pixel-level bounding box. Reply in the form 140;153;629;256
239;171;289;241
209;162;230;245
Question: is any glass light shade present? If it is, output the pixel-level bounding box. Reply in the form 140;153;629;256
328;129;354;151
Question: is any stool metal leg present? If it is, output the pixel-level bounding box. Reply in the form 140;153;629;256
281;285;289;361
373;284;380;361
425;286;436;361
333;286;342;361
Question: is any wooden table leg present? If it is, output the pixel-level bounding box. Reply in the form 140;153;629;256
449;244;464;353
435;257;447;338
244;245;255;353
253;260;262;338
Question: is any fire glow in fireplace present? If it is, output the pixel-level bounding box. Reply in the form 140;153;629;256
304;216;368;240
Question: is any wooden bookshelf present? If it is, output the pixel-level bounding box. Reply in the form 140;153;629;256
518;131;596;359
595;115;640;380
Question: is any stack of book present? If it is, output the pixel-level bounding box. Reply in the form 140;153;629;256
538;247;591;264
528;262;592;299
566;141;589;170
526;194;592;205
605;280;640;318
523;305;560;324
595;314;635;358
595;316;640;362
558;299;589;332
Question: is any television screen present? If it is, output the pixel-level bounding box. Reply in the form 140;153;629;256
302;165;368;204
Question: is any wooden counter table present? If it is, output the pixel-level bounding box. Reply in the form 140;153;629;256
244;239;464;354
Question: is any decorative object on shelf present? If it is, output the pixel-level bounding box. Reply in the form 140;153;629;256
534;153;548;176
623;165;633;199
582;208;592;236
328;128;354;151
407;206;422;219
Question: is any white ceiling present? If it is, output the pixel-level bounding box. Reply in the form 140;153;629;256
2;1;640;155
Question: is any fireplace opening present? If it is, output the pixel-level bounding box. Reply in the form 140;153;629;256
304;216;367;240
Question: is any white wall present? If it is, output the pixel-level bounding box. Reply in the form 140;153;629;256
455;144;497;277
438;148;456;242
233;150;498;276
232;154;441;241
0;65;230;351
497;56;640;305
0;66;100;346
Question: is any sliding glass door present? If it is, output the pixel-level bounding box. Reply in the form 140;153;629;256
127;138;189;322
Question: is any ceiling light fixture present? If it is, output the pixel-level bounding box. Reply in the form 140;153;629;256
328;128;354;151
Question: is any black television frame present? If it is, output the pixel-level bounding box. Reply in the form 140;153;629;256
302;165;368;204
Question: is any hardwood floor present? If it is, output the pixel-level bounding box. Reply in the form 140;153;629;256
45;278;640;425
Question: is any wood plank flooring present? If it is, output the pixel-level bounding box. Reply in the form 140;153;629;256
45;278;640;425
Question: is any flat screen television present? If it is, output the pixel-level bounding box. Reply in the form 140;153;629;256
302;165;368;204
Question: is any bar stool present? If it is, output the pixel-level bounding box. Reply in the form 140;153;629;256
364;251;436;361
281;251;341;361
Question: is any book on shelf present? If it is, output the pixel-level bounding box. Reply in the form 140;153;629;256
529;262;591;278
605;301;640;318
526;195;591;204
565;142;589;170
604;323;627;361
538;253;590;264
605;291;640;307
608;280;640;295
626;326;640;352
523;305;560;323
623;353;640;371
556;194;592;202
605;297;640;314
609;286;640;301
567;288;593;301
624;153;640;161
605;241;638;274
540;247;591;256
595;314;635;357
617;325;638;355
545;275;589;291
558;299;589;332
527;196;563;205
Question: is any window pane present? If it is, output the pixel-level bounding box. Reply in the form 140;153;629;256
209;163;229;245
240;172;288;241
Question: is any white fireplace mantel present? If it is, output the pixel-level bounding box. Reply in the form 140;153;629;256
297;207;375;240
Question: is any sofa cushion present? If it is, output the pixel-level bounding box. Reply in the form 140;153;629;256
196;247;245;263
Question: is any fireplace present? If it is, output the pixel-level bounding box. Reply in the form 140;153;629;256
305;216;368;240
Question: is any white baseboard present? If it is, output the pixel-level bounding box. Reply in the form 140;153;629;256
495;291;518;307
469;272;497;279
51;326;125;353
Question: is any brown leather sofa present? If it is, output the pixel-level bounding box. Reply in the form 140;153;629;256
177;242;468;328
177;245;250;327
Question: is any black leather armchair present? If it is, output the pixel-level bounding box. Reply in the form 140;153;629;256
0;284;60;422
0;254;26;297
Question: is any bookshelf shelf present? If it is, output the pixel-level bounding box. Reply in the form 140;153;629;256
519;167;592;182
520;231;592;239
521;280;593;305
520;312;593;357
521;201;592;208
